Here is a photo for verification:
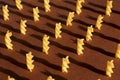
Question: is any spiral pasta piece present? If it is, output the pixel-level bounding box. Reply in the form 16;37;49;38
8;76;15;80
105;0;113;16
26;51;34;72
115;44;120;59
76;0;85;14
33;7;40;21
62;56;70;73
95;15;104;30
20;19;27;35
47;76;55;80
15;0;23;10
44;0;51;12
2;5;9;21
5;30;13;50
42;34;50;54
106;60;115;77
86;25;94;41
77;38;84;55
66;12;74;26
55;22;62;39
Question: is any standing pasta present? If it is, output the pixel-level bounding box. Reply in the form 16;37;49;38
62;56;70;73
95;15;104;30
44;0;51;12
55;22;62;39
76;0;85;14
15;0;23;10
2;5;9;21
5;30;13;50
86;25;94;41
42;34;50;54
33;7;40;21
106;60;115;77
8;76;15;80
115;44;120;59
20;19;27;35
47;76;55;80
77;38;84;55
66;12;75;26
26;52;34;72
105;0;113;16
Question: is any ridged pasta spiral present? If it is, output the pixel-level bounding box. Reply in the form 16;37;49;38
47;76;55;80
33;7;40;21
15;0;23;10
8;76;15;80
5;30;13;50
95;15;104;30
55;22;62;39
115;44;120;58
2;5;9;21
62;56;70;73
106;0;113;16
44;0;51;12
106;60;114;77
42;34;50;54
86;25;94;41
20;19;27;35
77;38;84;55
26;52;34;72
76;0;85;14
66;12;74;26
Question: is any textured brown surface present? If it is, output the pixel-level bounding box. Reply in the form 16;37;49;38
0;0;120;80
